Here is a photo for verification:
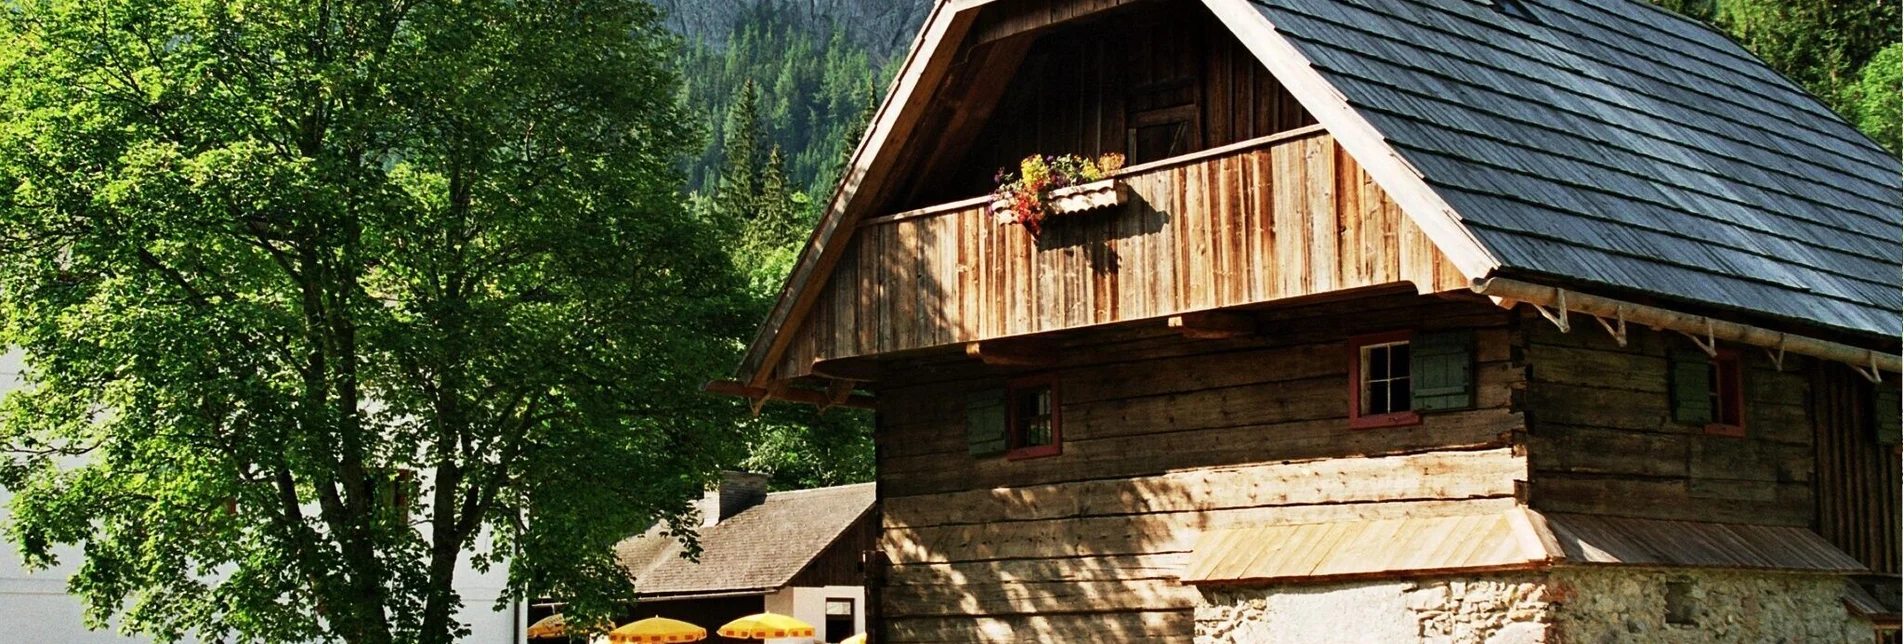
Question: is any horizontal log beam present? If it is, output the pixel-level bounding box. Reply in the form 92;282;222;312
965;341;1056;367
1472;277;1900;375
703;380;876;410
1168;311;1257;339
967;0;1136;46
812;356;883;382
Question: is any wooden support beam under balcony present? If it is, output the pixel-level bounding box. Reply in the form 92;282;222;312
811;356;883;382
1169;311;1258;339
964;340;1057;367
703;380;876;411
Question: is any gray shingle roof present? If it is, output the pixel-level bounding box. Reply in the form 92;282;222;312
1250;0;1902;338
614;483;874;597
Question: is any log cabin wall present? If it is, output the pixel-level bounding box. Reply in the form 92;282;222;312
1521;315;1818;527
1810;364;1900;576
871;294;1527;642
899;0;1316;207
773;131;1468;381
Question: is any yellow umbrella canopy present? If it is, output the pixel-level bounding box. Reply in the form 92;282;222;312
609;616;708;644
840;634;867;644
716;612;816;639
526;614;570;639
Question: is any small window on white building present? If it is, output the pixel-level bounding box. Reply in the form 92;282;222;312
823;598;856;643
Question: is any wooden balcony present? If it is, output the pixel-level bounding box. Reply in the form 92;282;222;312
774;125;1467;380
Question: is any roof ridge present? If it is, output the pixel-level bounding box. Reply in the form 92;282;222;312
765;481;875;498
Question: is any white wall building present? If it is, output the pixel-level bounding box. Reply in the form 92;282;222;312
0;351;526;643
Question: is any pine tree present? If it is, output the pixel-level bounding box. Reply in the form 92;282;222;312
748;145;800;252
717;79;767;235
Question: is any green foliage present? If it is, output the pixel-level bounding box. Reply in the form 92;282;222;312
1849;43;1903;153
0;0;752;642
741;405;875;491
676;3;895;491
744;146;806;257
991;154;1128;238
716;79;767;239
678;1;895;200
1654;0;1902;152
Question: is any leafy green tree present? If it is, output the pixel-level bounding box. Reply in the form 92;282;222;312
672;4;898;492
0;0;751;642
742;405;874;490
1654;0;1901;152
1848;43;1903;152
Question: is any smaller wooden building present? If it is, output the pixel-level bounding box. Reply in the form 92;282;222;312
603;474;877;644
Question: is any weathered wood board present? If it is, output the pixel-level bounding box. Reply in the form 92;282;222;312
871;297;1525;642
776;131;1466;380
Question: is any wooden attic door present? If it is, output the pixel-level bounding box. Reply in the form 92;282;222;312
764;0;1467;382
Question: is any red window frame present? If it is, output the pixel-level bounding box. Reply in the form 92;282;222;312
1006;373;1062;460
1349;331;1422;430
1705;349;1746;438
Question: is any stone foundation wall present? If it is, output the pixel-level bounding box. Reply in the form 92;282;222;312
1193;568;1873;644
1195;575;1549;644
1549;568;1874;644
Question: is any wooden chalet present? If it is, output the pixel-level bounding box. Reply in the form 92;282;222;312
713;0;1903;641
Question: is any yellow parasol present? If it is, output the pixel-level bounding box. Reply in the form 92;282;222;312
608;616;707;643
526;614;570;639
716;612;816;639
840;634;867;644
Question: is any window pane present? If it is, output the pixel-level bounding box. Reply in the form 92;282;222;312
1358;340;1413;418
1013;385;1056;449
1711;358;1742;427
826;599;854;616
1389;377;1412;413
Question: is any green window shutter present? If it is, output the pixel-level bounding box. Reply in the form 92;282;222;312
1411;330;1474;412
1670;350;1713;425
967;388;1008;457
1875;386;1901;445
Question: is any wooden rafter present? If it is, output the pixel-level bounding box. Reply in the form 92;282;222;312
1168;311;1257;339
703;380;876;411
811;356;883;382
968;0;1143;46
965;340;1057;367
1473;277;1901;375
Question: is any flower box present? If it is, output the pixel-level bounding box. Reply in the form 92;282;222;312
990;178;1128;221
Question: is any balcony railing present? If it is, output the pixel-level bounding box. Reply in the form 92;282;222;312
775;124;1464;379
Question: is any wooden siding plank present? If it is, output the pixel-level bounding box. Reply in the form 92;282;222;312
775;132;1470;379
885;611;1188;643
883;498;1523;564
884;448;1525;529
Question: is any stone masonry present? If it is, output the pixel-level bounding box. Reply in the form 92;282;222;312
1194;568;1875;644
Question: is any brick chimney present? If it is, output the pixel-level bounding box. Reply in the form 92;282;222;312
699;470;769;527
